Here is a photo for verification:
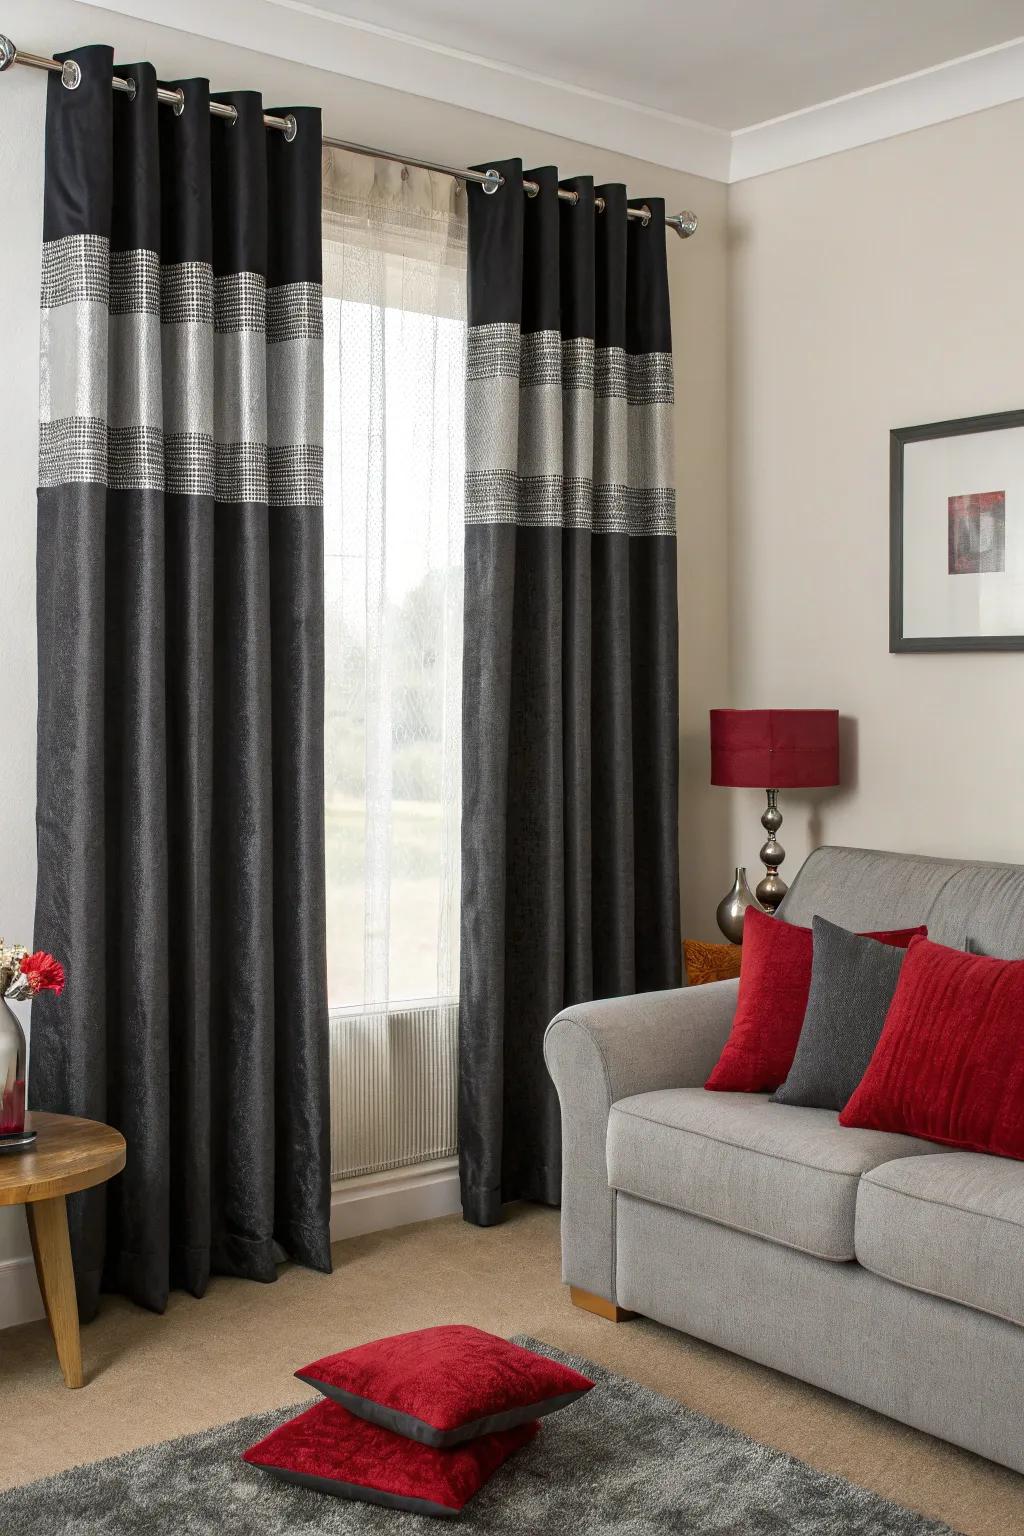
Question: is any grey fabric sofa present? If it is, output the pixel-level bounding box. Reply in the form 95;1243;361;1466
544;846;1024;1473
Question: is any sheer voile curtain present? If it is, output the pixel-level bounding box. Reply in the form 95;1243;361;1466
32;46;330;1316
460;162;682;1226
321;150;466;1179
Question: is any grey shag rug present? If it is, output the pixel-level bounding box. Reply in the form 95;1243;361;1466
0;1338;964;1535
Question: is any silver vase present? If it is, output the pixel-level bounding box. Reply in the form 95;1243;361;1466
0;996;27;1137
716;866;759;945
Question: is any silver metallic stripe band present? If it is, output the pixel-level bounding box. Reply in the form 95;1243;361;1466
465;471;676;536
269;444;325;505
40;234;108;308
166;433;215;498
268;282;324;343
467;324;674;403
466;321;519;381
41;238;324;333
596;348;674;404
39;416;107;486
162;263;214;327
38;237;323;504
214;270;265;333
39;420;323;506
111;248;161;316
465;318;675;533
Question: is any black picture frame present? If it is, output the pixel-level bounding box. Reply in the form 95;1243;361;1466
890;408;1024;652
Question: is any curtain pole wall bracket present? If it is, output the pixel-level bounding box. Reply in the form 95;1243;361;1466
0;35;698;238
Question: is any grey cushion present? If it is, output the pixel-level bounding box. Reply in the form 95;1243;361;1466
606;1087;940;1261
856;1152;1024;1327
771;916;907;1111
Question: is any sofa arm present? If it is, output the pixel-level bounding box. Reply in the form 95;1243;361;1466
543;979;738;1303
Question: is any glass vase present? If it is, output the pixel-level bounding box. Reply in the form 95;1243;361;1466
0;997;27;1136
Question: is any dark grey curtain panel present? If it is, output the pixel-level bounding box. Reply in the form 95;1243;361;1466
460;161;682;1226
32;45;331;1317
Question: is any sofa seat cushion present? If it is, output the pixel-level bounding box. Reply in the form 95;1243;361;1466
856;1153;1024;1327
606;1088;939;1261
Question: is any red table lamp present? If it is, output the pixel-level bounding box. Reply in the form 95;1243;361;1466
710;709;840;932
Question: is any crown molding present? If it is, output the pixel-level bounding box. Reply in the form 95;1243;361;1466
16;2;1024;186
729;37;1024;182
64;0;732;181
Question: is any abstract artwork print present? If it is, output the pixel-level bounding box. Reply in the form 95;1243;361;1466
948;490;1005;575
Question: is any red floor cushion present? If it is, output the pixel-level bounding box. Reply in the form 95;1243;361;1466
296;1325;593;1447
243;1397;537;1517
705;908;926;1093
841;936;1024;1158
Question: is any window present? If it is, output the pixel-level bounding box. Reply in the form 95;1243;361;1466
322;153;466;1178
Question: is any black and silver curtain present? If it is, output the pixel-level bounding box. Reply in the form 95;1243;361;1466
460;161;682;1226
32;45;330;1316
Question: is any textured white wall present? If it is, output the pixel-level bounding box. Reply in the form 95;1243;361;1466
727;98;1024;885
0;0;729;1288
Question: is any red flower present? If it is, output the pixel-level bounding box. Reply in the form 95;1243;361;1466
19;951;65;997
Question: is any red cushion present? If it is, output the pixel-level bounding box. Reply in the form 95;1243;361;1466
705;908;926;1093
297;1326;593;1448
840;936;1024;1158
244;1397;536;1517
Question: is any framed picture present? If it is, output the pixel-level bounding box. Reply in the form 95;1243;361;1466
890;408;1024;652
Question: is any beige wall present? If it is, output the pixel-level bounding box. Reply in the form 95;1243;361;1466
727;99;1024;886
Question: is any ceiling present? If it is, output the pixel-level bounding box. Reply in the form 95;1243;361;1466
305;0;1024;131
36;0;1024;181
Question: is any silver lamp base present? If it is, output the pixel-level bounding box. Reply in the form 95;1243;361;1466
756;788;787;913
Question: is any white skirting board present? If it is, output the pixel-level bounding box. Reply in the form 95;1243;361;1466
0;1158;462;1333
0;1251;45;1330
329;1157;461;1243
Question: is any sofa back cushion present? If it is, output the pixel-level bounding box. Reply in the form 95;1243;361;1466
778;846;1024;960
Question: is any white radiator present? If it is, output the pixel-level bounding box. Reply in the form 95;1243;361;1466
329;1001;459;1181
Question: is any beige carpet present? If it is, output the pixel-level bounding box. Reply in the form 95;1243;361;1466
0;1203;1021;1535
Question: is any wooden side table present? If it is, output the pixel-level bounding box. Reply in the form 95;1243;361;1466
0;1110;126;1387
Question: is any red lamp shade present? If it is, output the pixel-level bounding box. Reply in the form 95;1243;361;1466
710;709;839;789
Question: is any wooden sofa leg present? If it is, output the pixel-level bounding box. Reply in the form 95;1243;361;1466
570;1286;636;1322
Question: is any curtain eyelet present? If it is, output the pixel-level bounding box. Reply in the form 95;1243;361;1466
60;58;81;91
283;113;298;143
481;168;501;196
172;87;185;117
123;76;137;103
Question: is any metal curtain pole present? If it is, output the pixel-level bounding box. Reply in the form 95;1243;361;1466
0;34;699;238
